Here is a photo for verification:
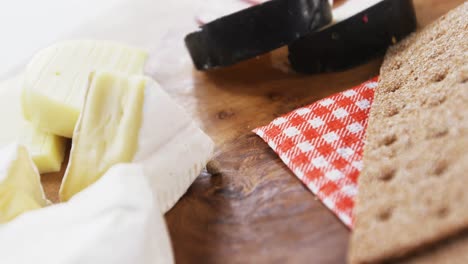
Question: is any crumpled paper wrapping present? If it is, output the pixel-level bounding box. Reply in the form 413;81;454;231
0;163;174;264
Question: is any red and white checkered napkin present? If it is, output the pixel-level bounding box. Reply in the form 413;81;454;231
253;77;378;227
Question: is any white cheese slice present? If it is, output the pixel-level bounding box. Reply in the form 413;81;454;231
22;40;148;138
0;163;174;264
0;76;67;173
330;0;383;25
60;71;214;213
196;0;384;29
0;143;49;223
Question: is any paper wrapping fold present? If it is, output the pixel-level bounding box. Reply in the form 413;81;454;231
0;164;174;264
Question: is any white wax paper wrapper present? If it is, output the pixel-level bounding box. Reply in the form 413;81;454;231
0;164;174;264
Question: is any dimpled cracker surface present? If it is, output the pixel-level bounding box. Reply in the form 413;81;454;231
349;2;468;264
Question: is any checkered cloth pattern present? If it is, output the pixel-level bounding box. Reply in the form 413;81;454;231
253;77;378;227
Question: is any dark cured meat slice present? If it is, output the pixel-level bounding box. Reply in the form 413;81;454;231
288;0;417;74
185;0;332;70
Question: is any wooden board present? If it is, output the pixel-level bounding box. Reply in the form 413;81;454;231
40;1;464;263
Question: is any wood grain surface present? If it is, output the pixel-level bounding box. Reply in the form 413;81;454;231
40;1;464;263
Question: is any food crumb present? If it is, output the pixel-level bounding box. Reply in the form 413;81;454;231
362;14;369;23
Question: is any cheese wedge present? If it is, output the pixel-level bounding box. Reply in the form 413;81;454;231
0;76;67;173
0;164;174;264
22;40;148;138
60;72;214;213
331;0;384;25
0;144;49;223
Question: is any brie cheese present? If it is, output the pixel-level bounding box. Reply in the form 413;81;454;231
0;144;49;223
0;76;67;173
0;164;174;264
60;72;214;213
22;40;148;138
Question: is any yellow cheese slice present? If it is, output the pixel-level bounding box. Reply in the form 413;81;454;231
60;72;214;213
0;76;66;173
60;72;145;201
22;40;148;138
0;144;49;223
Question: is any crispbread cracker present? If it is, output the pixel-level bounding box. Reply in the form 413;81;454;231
402;232;468;264
349;2;468;264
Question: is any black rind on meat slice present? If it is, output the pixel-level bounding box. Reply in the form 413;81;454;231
185;0;332;70
288;0;417;74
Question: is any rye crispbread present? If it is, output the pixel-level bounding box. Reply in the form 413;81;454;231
349;2;468;264
401;232;468;264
